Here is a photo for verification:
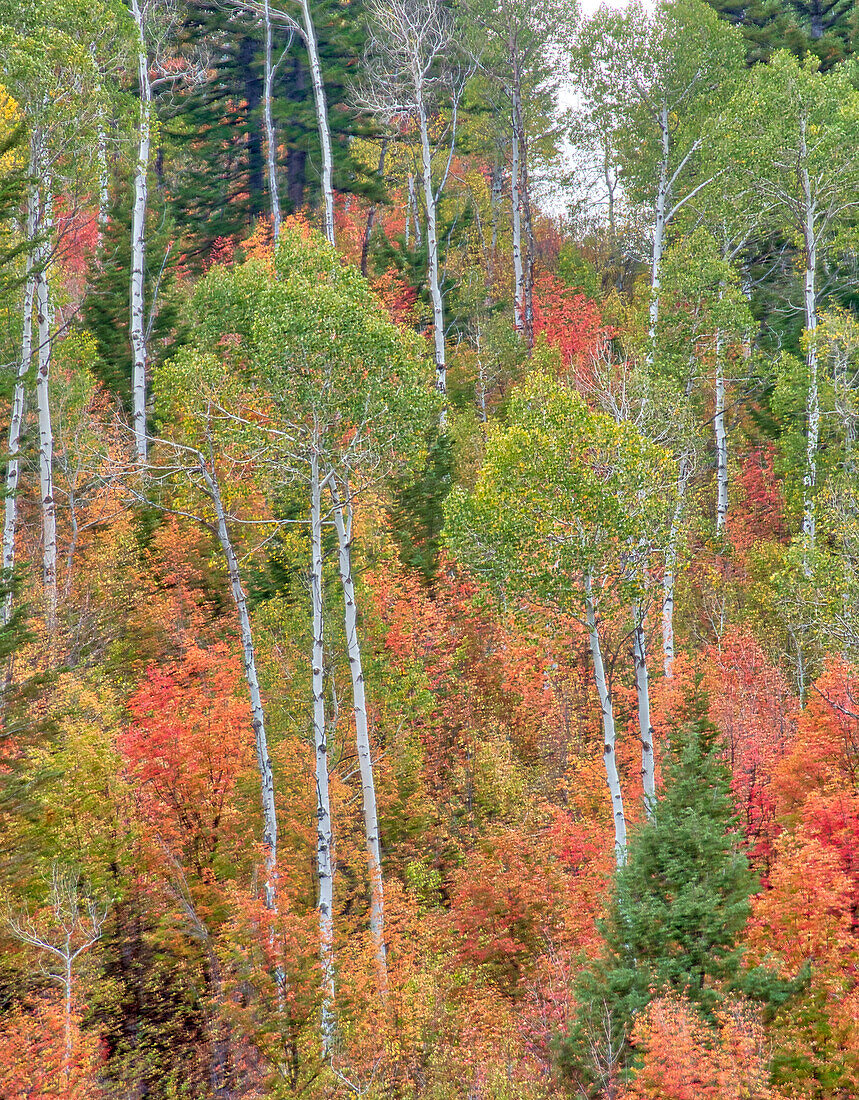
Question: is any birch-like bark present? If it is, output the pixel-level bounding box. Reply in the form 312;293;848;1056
663;452;691;678
585;575;626;865
511;67;534;344
511;117;524;332
198;459;278;914
632;608;655;817
648;102;670;347
330;482;386;992
264;0;282;242
417;94;446;403
2;182;37;625
311;453;335;1056
714;323;728;534
96;88;109;242
407;172;422;248
489;157;502;286
130;0;151;465
34;188;57;632
800;123;818;555
299;0;335;246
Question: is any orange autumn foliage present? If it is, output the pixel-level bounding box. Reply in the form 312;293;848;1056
621;996;780;1100
0;997;102;1099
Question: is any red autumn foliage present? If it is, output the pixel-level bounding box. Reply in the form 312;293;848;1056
450;830;568;992
704;631;796;870
531;271;612;379
120;642;253;872
728;444;787;551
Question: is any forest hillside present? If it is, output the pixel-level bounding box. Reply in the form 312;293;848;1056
0;0;858;1096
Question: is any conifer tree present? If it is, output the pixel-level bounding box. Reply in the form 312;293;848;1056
560;681;795;1095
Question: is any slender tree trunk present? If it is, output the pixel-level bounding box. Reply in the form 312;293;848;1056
330;481;387;993
3;183;36;625
299;0;335;246
714;322;728;534
130;0;151;465
310;453;335;1056
511;116;524;332
417;95;446;406
648;102;670;348
801;178;818;555
584;575;626;865
263;0;282;242
96;85;110;243
34;188;56;632
663;452;691;678
511;66;534;346
489;156;502;288
407;172;422;249
199;459;278;915
632;608;655;817
63;952;73;1087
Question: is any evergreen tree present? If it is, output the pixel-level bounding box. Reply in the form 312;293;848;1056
705;0;856;66
559;681;795;1095
168;0;382;264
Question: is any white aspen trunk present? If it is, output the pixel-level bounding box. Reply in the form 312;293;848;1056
632;609;655;817
330;482;387;992
264;0;282;242
3;183;37;625
584;575;627;865
63;952;73;1087
800;149;818;554
299;0;335;246
130;0;151;466
489;157;502;287
512;69;534;345
407;173;422;248
648;102;670;348
34;187;57;632
417;93;446;404
662;453;691;678
511;116;524;332
714;322;728;534
198;460;278;913
311;454;335;1056
96;89;109;242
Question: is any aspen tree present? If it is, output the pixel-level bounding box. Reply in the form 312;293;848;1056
0;7;106;629
728;51;859;556
571;0;742;348
359;0;470;409
179;229;436;1042
445;373;675;864
127;0;204;464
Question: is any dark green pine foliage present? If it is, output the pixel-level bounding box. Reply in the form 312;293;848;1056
705;0;857;67
559;683;796;1095
168;0;382;267
388;431;454;584
82;186;181;411
703;0;793;64
785;0;857;66
167;1;267;263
